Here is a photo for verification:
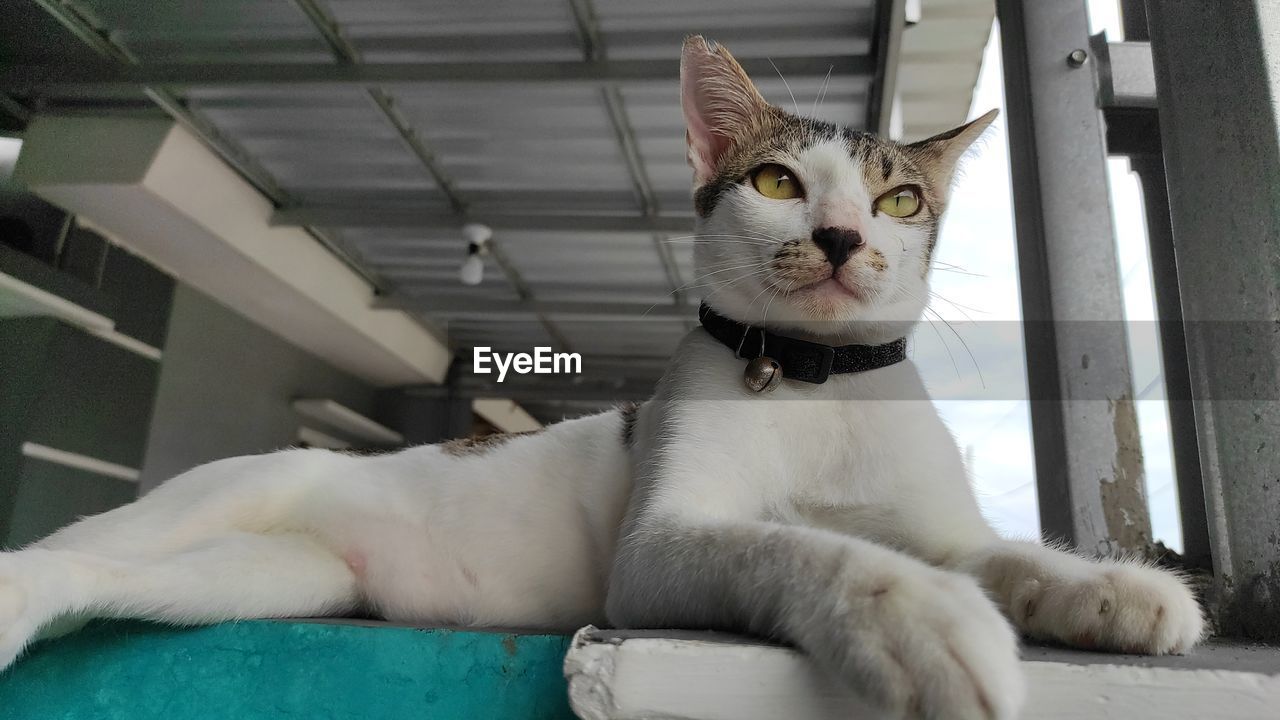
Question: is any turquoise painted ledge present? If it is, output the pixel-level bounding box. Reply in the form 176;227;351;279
0;620;576;720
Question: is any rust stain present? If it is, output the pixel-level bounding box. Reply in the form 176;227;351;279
501;635;518;657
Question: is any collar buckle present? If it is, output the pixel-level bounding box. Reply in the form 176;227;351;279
775;337;835;384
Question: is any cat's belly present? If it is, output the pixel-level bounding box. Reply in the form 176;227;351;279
304;408;634;630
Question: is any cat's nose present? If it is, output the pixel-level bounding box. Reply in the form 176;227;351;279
811;227;864;267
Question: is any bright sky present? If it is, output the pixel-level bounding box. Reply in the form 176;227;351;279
922;1;1183;550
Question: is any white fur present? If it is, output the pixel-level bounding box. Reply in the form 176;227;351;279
0;415;632;667
0;40;1204;720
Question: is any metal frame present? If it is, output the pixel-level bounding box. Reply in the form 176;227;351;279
996;0;1150;555
0;56;873;91
999;0;1280;640
10;0;891;426
27;0;387;292
567;0;686;311
1144;0;1280;641
269;207;693;233
285;0;573;354
866;0;906;136
289;0;466;214
1091;10;1212;572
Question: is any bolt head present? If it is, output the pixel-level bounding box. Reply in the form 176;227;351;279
1067;49;1089;67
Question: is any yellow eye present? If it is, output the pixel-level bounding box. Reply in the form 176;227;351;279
876;187;922;218
751;164;803;200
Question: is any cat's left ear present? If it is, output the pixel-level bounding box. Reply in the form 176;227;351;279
906;109;999;192
681;35;772;185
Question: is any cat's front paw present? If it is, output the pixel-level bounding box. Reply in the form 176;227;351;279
819;567;1025;720
1010;561;1204;655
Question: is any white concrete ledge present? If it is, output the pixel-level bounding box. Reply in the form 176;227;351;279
564;627;1280;720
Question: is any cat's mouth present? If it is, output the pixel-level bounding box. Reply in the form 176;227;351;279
787;275;867;301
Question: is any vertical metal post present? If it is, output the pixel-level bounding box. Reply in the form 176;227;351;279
1145;1;1280;640
867;0;906;136
996;0;1151;555
1115;0;1213;572
1128;156;1214;571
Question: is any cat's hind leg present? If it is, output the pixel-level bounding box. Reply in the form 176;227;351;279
0;531;359;671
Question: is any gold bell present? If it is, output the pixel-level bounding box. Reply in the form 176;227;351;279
743;356;783;393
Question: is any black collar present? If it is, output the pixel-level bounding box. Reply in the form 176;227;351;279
698;303;907;384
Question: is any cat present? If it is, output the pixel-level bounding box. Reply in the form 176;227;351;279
0;36;1202;719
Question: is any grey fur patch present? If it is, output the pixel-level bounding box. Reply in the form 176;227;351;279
879;147;894;181
618;401;641;447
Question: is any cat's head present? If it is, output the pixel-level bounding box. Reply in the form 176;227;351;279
682;36;995;344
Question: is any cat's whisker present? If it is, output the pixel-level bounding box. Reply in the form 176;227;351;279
921;310;962;380
640;267;773;320
661;237;774;247
930;266;987;278
689;228;787;243
887;283;963;380
741;276;779;319
928;291;986;323
769;58;801;116
660;231;785;250
699;267;776;305
681;261;772;285
760;278;793;330
929;259;987;278
660;264;775;305
811;65;834;116
923;304;986;388
662;236;772;244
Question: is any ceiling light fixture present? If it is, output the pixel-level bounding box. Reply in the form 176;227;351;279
459;223;492;286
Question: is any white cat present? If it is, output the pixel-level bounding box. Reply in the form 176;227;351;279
0;37;1202;719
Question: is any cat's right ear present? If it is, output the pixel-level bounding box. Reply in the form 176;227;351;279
681;36;770;185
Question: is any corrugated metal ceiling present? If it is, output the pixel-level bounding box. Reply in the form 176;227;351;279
0;0;989;422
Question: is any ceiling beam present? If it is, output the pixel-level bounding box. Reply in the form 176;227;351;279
0;55;874;92
74;23;876;59
29;0;387;292
566;0;688;313
289;0;467;215
271;207;694;233
374;295;695;320
288;0;575;353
